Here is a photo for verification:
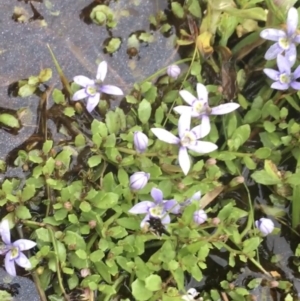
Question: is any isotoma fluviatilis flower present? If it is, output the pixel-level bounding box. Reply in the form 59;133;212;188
133;131;148;153
193;209;207;225
151;113;218;175
72;61;123;112
260;7;300;65
129;171;150;190
167;64;181;79
263;54;300;90
128;187;180;227
0;219;36;277
255;218;274;236
174;83;240;136
181;288;200;301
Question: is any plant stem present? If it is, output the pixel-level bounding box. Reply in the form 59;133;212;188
140;58;193;84
47;226;70;301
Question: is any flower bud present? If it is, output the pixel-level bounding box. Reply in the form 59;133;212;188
193;209;207;225
167;65;181;79
255;218;274;236
133;131;148;153
81;268;91;278
229;176;245;187
212;217;221;225
130;171;150;190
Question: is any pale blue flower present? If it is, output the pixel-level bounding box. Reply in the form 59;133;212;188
167;65;181;79
129;188;180;227
129;171;150;190
151;113;218;175
174;83;240;137
255;218;274;236
72;61;123;112
133;131;148;153
260;7;300;65
263;54;300;90
0;219;36;277
193;209;207;225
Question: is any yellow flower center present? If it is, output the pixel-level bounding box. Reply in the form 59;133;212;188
10;247;19;259
181;131;196;147
279;73;291;84
149;206;164;218
278;37;290;50
86;85;97;96
193;101;204;114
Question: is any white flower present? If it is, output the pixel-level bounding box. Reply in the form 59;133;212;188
72;61;123;112
151;113;218;175
255;218;274;236
174;83;240;136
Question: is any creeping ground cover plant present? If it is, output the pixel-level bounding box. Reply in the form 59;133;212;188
3;1;300;301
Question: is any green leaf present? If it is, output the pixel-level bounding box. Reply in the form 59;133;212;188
88;155;102;168
43;140;53;154
21;184;36;201
145;275;162;291
75;249;87;260
251;170;281;185
38;68;52;82
18;84;36;97
227;124;250;151
105;38;121;53
15;205;32;219
138;99;152;124
242;237;261;254
171;2;185;18
52;88;66;104
106;111;120;134
64;107;76;117
254;147;271;159
187;0;201;18
0;113;20;128
132;279;153;301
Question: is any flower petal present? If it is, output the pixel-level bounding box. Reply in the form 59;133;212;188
286;7;298;37
161;214;171;225
191;191;201;201
15;252;31;269
263;68;280;81
211;103;240;115
192;115;211;139
178;147;190;175
13;239;36;251
164;200;181;214
173;105;193;115
151;128;179;144
277;54;291;74
271;81;289;90
291;81;300;90
294;34;300;43
188;141;218;154
129;201;154;214
100;85;123;95
96;61;107;81
285;44;297;67
196;83;208;104
178;113;191;138
73;75;94;87
86;93;100;112
5;252;16;277
260;29;286;41
179;90;197;105
140;214;150;228
72;89;88;101
0;219;11;245
264;43;283;60
293;65;300;79
151;188;164;203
